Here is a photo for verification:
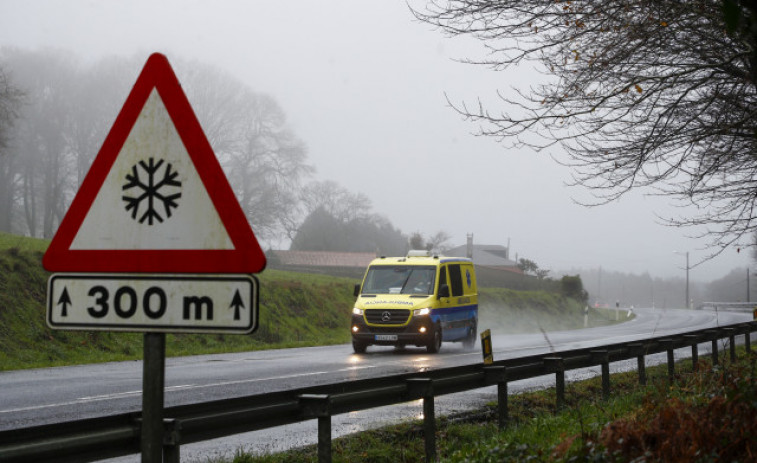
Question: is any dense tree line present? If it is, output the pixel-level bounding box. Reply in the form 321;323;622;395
0;49;446;255
0;58;23;233
0;49;313;242
560;266;755;309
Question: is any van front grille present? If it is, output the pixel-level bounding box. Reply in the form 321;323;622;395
365;309;410;325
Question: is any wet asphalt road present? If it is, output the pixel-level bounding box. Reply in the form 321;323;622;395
1;307;752;461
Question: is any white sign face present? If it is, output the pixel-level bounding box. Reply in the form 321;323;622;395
69;89;234;251
47;274;258;334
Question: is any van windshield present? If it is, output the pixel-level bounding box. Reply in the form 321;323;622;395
362;266;436;295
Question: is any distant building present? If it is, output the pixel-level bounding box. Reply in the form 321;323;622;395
267;250;376;278
445;235;521;274
445;235;525;288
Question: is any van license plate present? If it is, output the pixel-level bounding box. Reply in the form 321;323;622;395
375;334;398;341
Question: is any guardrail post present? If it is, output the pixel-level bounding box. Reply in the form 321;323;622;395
407;378;435;463
590;350;610;399
684;335;699;371
745;326;752;353
628;343;647;385
299;394;332;463
162;419;181;463
724;328;736;362
142;332;166;463
707;330;719;366
660;339;675;380
484;366;508;429
544;357;565;411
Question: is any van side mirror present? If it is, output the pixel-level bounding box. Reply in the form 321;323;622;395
438;284;450;299
354;284;361;297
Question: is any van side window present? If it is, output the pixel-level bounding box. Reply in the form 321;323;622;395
438;266;447;292
448;264;464;297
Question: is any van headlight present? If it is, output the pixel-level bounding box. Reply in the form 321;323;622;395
352;307;364;315
413;307;431;316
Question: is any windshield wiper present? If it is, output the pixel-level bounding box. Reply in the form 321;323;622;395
398;271;413;294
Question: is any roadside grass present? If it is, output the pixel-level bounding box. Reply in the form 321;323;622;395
0;239;357;370
0;231;49;253
1;231;625;371
479;288;629;334
218;350;756;463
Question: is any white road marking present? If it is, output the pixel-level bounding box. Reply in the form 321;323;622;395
0;366;375;414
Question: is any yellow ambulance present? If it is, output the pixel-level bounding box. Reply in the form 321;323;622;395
350;251;478;353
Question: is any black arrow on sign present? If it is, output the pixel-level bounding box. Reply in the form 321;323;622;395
58;287;71;317
230;289;245;321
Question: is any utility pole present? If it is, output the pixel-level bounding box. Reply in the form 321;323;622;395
674;251;690;309
598;266;602;304
685;251;689;309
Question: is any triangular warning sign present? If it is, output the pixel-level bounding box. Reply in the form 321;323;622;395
43;53;267;273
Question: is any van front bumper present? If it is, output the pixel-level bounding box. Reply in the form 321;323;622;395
351;314;434;346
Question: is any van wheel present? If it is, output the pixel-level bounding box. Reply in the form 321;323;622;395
352;340;367;354
462;326;476;351
427;328;442;354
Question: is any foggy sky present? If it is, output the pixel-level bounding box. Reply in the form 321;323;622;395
1;0;752;280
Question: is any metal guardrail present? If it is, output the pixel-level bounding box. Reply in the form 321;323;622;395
1;321;755;463
698;302;757;314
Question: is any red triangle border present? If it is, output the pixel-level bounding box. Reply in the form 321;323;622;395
43;53;267;273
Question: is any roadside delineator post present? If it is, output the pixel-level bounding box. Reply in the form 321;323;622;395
480;329;493;365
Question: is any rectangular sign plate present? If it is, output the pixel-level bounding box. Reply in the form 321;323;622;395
47;273;258;334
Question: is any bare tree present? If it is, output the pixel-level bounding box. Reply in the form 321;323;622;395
178;60;313;243
517;258;539;275
66;56;137;186
0;66;21;152
299;180;373;225
291;181;409;254
1;48;79;238
426;230;452;252
0;50;312;243
408;230;451;252
414;0;757;257
0;64;23;232
291;205;408;255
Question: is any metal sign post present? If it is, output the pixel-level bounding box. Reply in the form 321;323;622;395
142;333;166;463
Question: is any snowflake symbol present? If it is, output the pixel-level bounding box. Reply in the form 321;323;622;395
122;158;182;225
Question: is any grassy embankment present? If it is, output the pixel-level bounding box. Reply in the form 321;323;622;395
219;349;757;463
0;232;356;370
0;231;617;371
